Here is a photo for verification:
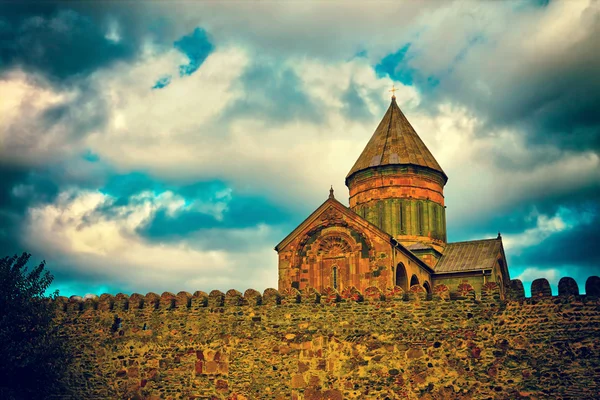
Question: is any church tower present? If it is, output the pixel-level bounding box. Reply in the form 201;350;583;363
345;95;447;263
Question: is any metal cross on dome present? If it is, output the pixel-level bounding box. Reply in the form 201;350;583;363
389;84;399;98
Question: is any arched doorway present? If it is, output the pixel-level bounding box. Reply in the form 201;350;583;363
423;281;431;294
395;263;408;290
410;274;419;287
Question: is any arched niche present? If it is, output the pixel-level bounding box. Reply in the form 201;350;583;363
410;274;420;287
423;281;431;294
395;262;408;291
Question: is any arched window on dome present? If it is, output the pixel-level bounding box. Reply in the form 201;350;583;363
432;204;438;239
417;202;424;235
399;201;405;234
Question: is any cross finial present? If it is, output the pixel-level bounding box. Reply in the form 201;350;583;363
329;185;334;199
497;232;502;239
389;84;399;99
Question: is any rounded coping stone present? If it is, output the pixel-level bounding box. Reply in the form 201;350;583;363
507;279;525;300
341;286;363;302
385;286;404;300
144;292;160;309
83;293;99;300
175;291;192;307
457;282;475;294
160;292;176;309
225;289;245;306
114;293;129;309
262;288;282;305
531;278;552;297
67;296;82;312
192;291;209;307
129;293;145;309
301;287;320;303
558;277;579;296
482;281;500;293
98;294;115;310
364;286;384;302
433;284;450;300
321;287;341;304
83;297;98;310
55;296;68;311
409;284;426;293
243;289;262;306
208;290;225;307
279;288;300;304
586;276;600;297
408;284;427;301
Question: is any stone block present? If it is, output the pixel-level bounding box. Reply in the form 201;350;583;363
531;278;552;297
558;277;579;296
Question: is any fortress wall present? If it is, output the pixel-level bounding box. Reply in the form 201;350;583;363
56;278;600;400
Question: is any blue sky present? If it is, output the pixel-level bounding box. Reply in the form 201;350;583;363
0;1;598;297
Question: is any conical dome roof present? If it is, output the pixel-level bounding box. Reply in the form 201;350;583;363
346;97;447;183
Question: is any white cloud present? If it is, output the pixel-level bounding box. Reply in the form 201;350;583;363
515;267;562;294
23;188;279;294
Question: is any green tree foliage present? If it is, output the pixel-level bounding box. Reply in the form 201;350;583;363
0;253;70;399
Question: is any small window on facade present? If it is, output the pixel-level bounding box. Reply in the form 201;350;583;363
332;266;338;290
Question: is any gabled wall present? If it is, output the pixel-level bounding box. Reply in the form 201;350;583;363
277;201;432;293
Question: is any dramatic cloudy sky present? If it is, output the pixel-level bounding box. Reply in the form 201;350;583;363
1;1;599;297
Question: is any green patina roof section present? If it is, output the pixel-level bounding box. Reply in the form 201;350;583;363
346;97;447;182
435;238;502;273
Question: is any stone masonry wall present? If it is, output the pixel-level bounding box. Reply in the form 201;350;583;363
56;277;600;400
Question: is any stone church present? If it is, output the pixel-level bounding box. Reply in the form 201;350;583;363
275;94;510;298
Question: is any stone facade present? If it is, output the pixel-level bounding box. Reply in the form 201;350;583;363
56;277;600;399
275;197;433;294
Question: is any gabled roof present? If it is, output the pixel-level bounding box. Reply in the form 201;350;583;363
434;238;503;273
274;196;393;252
346;97;447;183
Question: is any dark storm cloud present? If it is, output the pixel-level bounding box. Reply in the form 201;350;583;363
0;5;136;80
0;164;60;256
85;174;293;250
376;3;600;158
518;214;600;269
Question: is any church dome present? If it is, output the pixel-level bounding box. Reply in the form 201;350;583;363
345;95;448;253
346;96;447;184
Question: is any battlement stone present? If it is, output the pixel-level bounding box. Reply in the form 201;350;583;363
263;288;282;305
59;276;600;316
558;277;579;296
507;279;525;300
531;278;552;297
586;276;600;297
208;290;225;307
